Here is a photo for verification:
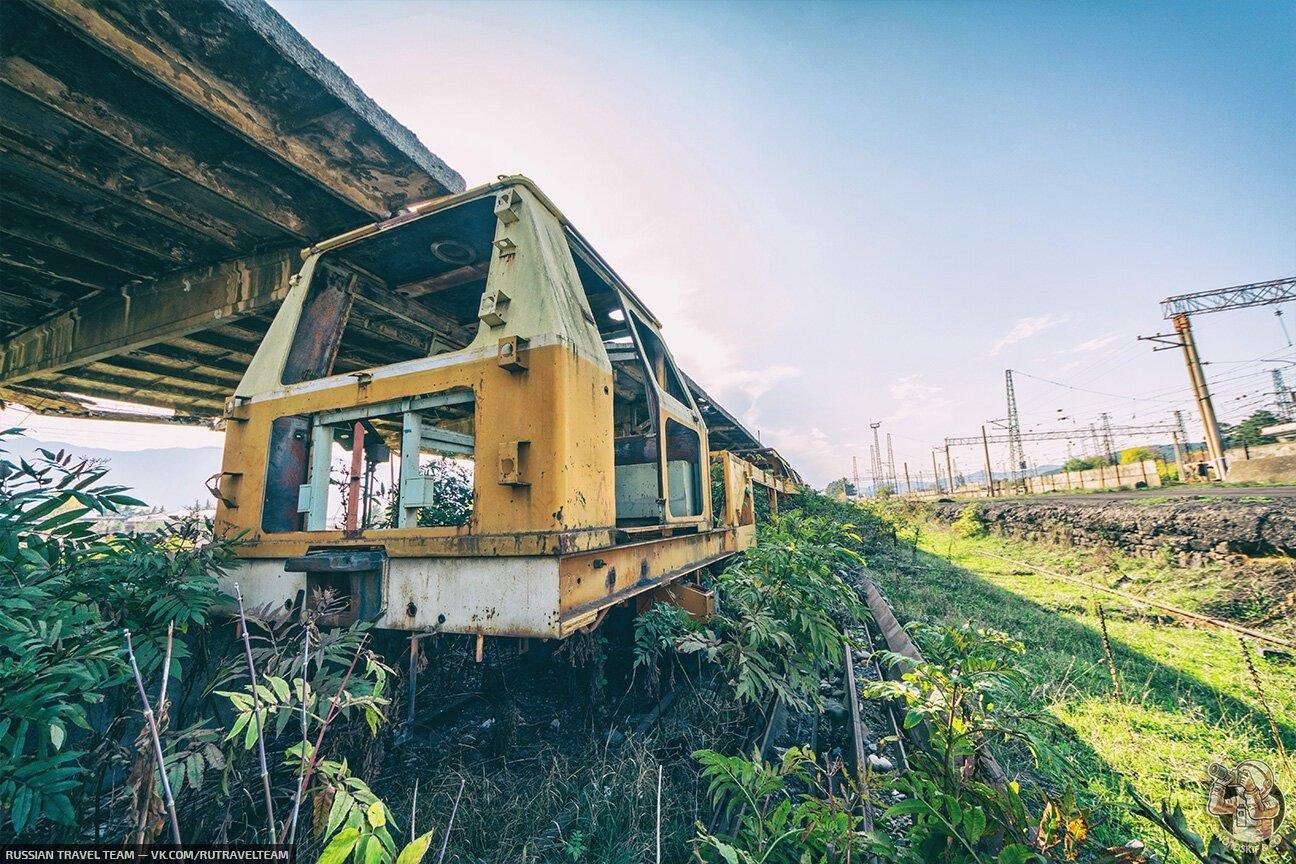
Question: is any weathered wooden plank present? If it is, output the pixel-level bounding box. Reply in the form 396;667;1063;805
0;156;219;268
0;98;271;251
139;342;253;378
0;6;350;238
96;354;244;388
30;0;462;215
28;370;226;411
1;199;176;277
0;248;295;384
0;231;133;291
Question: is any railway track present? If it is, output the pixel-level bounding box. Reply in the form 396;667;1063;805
386;572;937;857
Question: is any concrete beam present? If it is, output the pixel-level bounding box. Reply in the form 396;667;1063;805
0;248;295;385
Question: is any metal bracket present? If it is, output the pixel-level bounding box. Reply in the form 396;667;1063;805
493;189;522;225
1138;332;1185;352
497;335;528;372
479;287;510;326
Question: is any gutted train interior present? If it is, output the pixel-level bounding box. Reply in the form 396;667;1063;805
254;185;713;539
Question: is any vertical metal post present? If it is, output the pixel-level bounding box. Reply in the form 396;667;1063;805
345;420;365;531
945;445;955;495
1174;314;1227;479
981;425;994;498
903;462;912;494
931;450;942;494
1171;430;1187;482
399;410;424;528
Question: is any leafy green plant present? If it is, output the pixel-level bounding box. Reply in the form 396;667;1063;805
692;746;866;864
0;431;234;836
680;513;864;712
633;601;703;692
313;771;435;864
865;623;1095;863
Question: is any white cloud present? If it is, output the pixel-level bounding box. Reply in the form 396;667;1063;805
887;374;953;422
1067;333;1122;353
990;314;1067;356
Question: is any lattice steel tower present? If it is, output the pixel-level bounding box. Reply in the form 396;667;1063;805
1004;369;1026;487
1274;369;1293;421
1100;412;1117;464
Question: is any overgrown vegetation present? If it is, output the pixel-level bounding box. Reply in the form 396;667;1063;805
9;427;1288;862
869;498;1296;862
0;430;423;860
0;431;234;836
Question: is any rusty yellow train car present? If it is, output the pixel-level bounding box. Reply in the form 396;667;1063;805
212;176;794;639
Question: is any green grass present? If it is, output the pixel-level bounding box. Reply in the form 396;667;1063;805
868;522;1296;862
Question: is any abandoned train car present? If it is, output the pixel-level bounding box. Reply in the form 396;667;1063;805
212;176;796;639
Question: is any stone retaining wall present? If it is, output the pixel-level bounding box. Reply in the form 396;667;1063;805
930;499;1296;566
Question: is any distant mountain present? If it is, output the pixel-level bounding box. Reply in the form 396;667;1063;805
4;438;223;510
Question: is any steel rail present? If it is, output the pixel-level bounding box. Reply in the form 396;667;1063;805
974;551;1295;650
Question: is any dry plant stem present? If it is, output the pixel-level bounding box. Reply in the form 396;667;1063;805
1096;603;1123;701
288;623;311;847
234;583;278;842
1238;635;1290;770
279;638;368;845
435;776;466;864
158;622;174;710
655;763;663;864
124;629;182;845
410;778;418;840
135;623;176;843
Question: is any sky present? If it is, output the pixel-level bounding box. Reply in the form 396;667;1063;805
5;0;1294;488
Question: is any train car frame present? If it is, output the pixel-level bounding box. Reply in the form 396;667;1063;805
211;176;792;639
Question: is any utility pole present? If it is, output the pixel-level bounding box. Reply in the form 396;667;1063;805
981;425;995;497
903;462;912;494
944;444;955;495
931;450;942;493
1174;410;1191;461
851;455;861;499
1141;279;1296;480
1171;430;1187;482
1174;314;1226;478
1005;370;1026;491
871;449;878;495
1089;424;1102;459
1100;412;1117;465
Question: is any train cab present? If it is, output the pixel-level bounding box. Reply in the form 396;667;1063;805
212;177;790;639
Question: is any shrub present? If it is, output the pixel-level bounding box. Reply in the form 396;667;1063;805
865;623;1094;863
952;503;989;538
683;513;865;712
0;430;235;836
692;746;865;863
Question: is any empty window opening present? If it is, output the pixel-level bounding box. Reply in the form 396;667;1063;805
664;419;704;517
628;311;692;408
283;195;499;386
262;391;476;533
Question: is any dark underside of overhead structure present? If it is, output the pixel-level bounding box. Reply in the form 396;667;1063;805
0;0;798;482
0;0;464;417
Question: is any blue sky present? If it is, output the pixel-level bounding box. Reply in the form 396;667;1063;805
6;0;1292;486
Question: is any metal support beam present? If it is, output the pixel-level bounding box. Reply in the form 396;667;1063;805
0;248;295;386
1160;277;1296;318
